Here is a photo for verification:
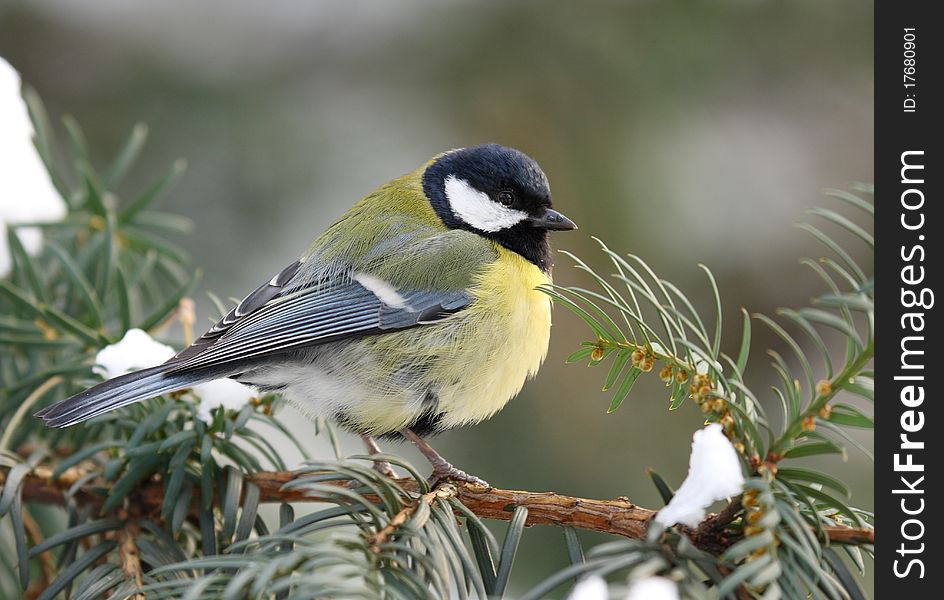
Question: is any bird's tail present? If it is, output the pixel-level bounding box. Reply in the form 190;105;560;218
35;365;219;428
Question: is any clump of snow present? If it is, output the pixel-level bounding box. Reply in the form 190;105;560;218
0;57;67;277
655;423;745;528
625;577;679;600
93;328;176;380
567;575;679;600
193;378;257;424
567;575;609;600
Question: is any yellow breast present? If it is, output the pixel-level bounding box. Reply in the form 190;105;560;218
436;246;553;428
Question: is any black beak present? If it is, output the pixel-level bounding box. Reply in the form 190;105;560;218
526;208;578;231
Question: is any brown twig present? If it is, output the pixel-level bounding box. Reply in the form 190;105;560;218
117;522;145;599
367;484;458;552
1;468;874;549
687;498;745;554
822;526;874;545
21;509;55;586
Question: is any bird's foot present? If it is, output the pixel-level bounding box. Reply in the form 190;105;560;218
400;428;491;488
360;434;397;478
429;463;489;488
372;459;398;479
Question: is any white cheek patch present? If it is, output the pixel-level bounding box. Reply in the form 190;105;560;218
354;273;410;310
444;175;528;232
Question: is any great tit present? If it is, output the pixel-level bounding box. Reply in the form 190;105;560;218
37;143;577;485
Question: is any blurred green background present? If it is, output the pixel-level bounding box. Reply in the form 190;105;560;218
1;0;873;594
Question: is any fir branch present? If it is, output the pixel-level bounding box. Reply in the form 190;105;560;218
769;338;874;458
1;467;874;548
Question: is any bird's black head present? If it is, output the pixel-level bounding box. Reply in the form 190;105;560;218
422;143;576;273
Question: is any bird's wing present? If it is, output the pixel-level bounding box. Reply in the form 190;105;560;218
165;229;495;373
171;260;303;362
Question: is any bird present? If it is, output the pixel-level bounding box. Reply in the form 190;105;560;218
36;143;577;486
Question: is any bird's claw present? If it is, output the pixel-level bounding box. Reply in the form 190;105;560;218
372;460;397;479
429;465;489;488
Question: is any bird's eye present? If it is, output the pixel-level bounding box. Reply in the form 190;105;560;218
497;190;515;207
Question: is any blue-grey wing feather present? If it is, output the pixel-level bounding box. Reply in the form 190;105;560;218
174;260;302;361
166;269;470;373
